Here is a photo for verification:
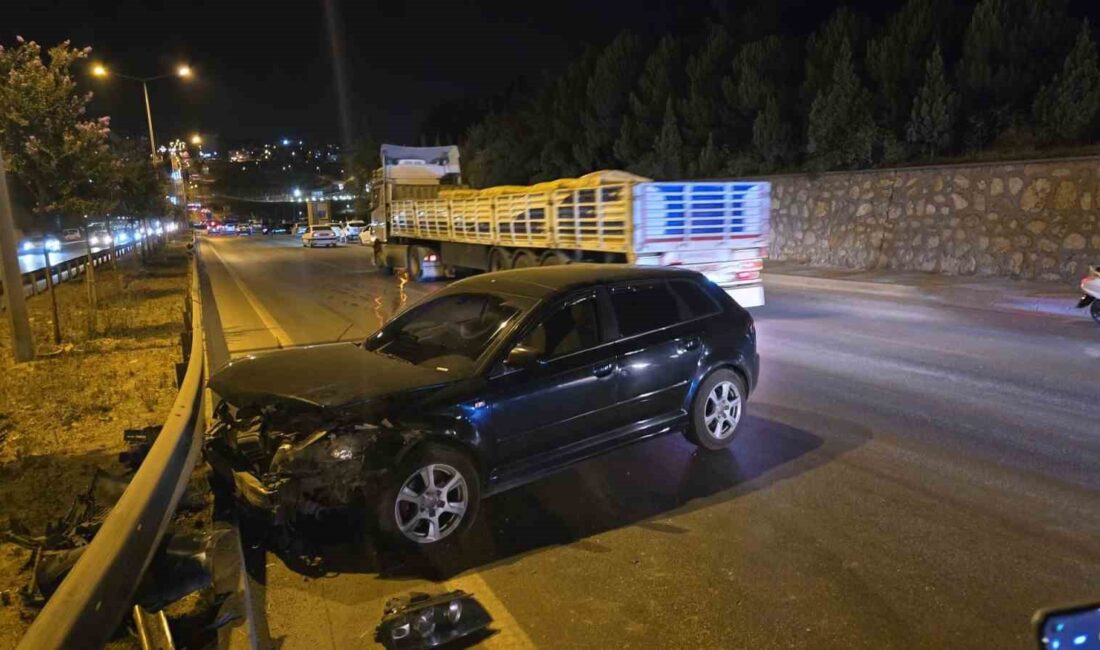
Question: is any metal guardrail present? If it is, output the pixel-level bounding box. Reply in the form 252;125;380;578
17;249;207;649
0;241;143;303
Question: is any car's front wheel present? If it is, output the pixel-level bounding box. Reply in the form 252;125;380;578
685;369;746;450
377;443;480;547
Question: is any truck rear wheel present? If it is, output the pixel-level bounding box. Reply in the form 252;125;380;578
407;246;425;281
488;248;509;272
511;249;536;269
540;251;572;266
373;240;393;275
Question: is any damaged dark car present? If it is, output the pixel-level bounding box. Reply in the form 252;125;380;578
205;265;758;547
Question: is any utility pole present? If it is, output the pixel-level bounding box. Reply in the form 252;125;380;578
0;148;36;362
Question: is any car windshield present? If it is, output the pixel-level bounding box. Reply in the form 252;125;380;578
312;226;332;232
364;292;530;372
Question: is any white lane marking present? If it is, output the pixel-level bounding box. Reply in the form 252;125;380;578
206;240;293;348
445;573;535;648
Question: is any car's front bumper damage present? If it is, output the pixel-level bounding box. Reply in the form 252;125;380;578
203;402;410;521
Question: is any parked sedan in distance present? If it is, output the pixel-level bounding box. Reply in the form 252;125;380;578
206;265;759;548
61;228;83;242
301;224;339;247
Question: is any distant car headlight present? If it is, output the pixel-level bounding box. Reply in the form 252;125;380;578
89;236;100;245
46;239;60;251
20;241;32;252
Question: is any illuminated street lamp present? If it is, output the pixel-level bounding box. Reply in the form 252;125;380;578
90;62;195;157
190;134;203;146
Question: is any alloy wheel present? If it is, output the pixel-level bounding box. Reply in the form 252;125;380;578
704;381;742;440
394;463;468;543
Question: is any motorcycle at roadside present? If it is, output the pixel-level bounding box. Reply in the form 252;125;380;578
1077;265;1100;325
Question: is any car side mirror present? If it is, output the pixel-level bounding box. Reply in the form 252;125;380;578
1034;602;1100;648
504;344;541;370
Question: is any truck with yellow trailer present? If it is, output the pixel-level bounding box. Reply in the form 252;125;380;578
370;144;770;307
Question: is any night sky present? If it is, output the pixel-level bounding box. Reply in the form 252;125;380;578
5;0;1099;146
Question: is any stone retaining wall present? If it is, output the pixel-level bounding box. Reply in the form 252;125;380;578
764;157;1100;282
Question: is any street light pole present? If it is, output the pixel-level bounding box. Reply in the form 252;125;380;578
0;148;36;362
91;63;192;159
141;81;157;158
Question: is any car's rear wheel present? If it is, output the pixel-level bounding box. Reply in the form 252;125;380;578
684;369;746;450
377;443;480;547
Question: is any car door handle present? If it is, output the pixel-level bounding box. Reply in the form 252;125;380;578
592;362;616;378
677;337;700;352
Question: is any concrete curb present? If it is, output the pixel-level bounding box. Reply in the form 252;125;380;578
763;271;1083;318
763;272;923;298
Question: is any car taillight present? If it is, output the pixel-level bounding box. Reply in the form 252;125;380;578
736;271;760;281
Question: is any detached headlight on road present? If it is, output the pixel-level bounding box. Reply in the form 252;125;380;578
376;590;491;650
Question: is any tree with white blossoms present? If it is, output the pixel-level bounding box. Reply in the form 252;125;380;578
0;37;115;224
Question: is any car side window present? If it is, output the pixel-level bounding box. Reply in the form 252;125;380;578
670;280;721;319
609;283;680;337
519;295;601;359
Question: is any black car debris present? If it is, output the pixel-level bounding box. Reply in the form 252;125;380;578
205;264;758;547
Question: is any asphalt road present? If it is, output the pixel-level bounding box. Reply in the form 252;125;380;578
199;235;1100;649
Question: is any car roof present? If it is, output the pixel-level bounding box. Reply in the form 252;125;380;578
445;263;702;299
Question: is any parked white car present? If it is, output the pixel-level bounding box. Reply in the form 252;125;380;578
62;228;83;242
342;220;366;242
302;225;339;248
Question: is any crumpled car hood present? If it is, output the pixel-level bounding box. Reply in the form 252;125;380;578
208;342;454;409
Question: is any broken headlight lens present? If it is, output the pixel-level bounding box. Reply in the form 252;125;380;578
376;590;490;649
330;445;355;461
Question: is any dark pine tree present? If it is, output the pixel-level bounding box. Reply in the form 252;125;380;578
574;32;645;171
615;35;683;171
807;39;876;170
1033;19;1100;143
680;23;735;158
906;45;958;157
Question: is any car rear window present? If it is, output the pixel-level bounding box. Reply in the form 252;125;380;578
670;280;721;319
610;282;680;337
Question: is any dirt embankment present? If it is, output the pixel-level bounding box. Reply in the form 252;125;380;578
0;242;190;648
